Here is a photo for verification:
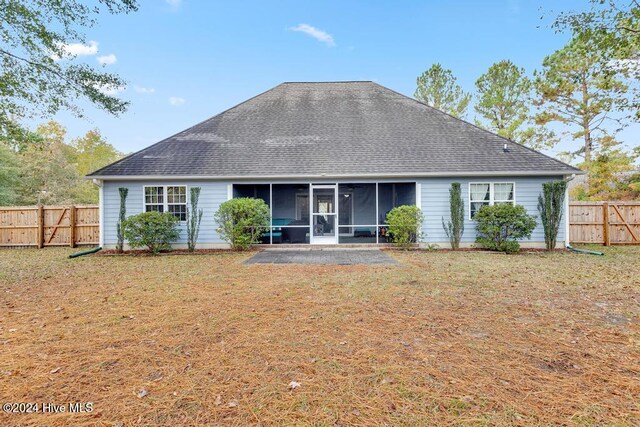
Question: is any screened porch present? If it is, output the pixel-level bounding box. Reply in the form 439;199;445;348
232;182;416;245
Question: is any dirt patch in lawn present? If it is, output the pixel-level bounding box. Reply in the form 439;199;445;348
0;246;638;426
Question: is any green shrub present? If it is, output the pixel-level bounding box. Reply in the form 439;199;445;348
116;187;128;253
214;198;270;250
386;205;424;248
538;180;567;251
474;204;537;253
187;187;203;252
442;182;464;250
123;211;180;254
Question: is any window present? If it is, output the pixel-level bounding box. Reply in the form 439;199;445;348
469;182;515;219
144;185;187;220
144;186;164;212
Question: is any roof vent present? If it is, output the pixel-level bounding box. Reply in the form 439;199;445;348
503;143;509;153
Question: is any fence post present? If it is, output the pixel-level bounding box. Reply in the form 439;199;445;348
603;202;610;246
69;206;76;248
37;205;44;248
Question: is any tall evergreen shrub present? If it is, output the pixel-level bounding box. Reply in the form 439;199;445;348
442;182;464;249
187;187;203;252
538;180;567;251
116;187;128;253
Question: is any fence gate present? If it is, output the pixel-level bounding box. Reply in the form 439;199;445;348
569;202;640;246
0;205;99;247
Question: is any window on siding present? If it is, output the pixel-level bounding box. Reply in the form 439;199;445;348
145;186;164;212
469;182;515;219
144;186;187;220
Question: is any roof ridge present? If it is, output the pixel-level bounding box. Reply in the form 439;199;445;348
280;81;374;84
369;82;582;173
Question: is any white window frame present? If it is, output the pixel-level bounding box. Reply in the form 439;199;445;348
143;185;188;222
468;182;516;220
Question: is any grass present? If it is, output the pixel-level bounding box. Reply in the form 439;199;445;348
0;246;638;426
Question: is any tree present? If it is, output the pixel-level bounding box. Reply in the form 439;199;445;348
72;129;123;203
442;182;464;250
572;142;639;200
553;1;640;118
16;121;77;205
534;37;629;163
0;0;138;141
414;64;471;118
475;60;532;141
0;144;20;205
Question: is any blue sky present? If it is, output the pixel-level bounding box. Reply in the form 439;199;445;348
48;0;638;160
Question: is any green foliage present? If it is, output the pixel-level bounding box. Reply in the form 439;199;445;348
16;121;78;205
553;1;640;119
0;0;137;138
538;181;567;251
0;144;20;205
414;64;471;118
533;36;629;163
187;187;203;252
214;198;270;250
123;211;179;254
474;204;537;253
116;187;128;253
474;60;532;142
442;182;464;250
571;145;640;200
0;121;123;205
386;205;424;249
71;129;123;203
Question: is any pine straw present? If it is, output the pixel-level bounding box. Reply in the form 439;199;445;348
0;246;638;426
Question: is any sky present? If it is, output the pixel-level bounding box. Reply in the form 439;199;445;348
45;0;639;161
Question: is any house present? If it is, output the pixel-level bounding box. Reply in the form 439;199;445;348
88;81;582;249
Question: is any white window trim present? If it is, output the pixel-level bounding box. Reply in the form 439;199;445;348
143;185;188;222
468;182;516;220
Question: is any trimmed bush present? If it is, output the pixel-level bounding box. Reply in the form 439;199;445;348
474;204;537;253
123;211;180;254
214;198;270;250
442;182;464;250
386;205;424;249
116;187;128;253
538;180;567;251
187;187;203;252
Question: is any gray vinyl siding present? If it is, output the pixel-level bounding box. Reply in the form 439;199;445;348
419;176;566;244
102;180;229;245
101;175;567;246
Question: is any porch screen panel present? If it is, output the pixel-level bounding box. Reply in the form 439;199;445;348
271;184;310;244
338;183;377;244
378;183;416;225
233;184;270;206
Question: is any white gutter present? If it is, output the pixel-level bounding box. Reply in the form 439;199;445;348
86;170;585;181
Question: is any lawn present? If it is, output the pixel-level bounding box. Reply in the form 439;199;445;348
0;247;638;426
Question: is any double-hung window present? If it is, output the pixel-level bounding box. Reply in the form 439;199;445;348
469;182;515;219
144;186;187;221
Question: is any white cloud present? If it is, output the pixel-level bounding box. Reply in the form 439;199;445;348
52;40;99;60
97;53;117;66
166;0;182;8
96;83;125;96
134;85;156;94
169;96;185;106
289;24;335;47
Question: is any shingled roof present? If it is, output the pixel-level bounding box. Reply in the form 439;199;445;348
89;81;581;178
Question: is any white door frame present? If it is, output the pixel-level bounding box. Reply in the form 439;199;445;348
311;184;338;244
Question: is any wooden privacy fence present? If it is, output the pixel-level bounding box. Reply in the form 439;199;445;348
0;205;99;247
569;202;640;246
